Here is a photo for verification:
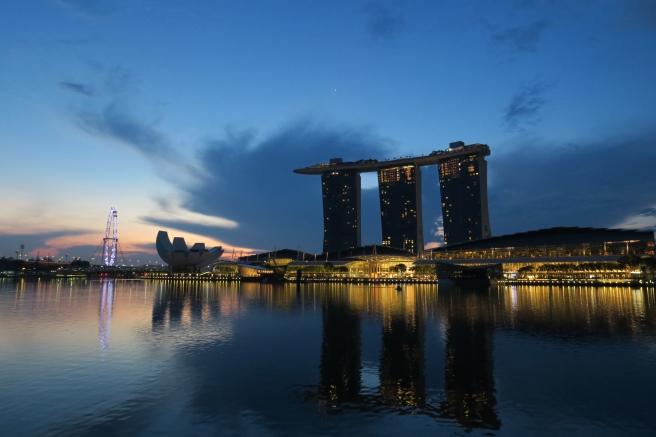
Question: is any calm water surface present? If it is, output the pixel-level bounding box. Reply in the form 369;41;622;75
1;279;655;436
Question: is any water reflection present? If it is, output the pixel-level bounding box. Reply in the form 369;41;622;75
12;280;652;435
319;289;362;403
379;290;425;408
494;285;656;337
439;287;500;430
307;284;656;431
312;285;498;430
98;280;114;350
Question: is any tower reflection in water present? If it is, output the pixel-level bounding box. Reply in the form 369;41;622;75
379;290;425;408
316;284;499;430
99;279;114;351
319;290;362;403
148;282;654;432
439;287;500;430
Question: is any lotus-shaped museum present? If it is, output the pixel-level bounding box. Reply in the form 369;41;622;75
156;230;224;269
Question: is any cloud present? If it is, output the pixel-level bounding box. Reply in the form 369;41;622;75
362;1;404;40
59;81;94;97
0;230;92;259
73;102;198;177
622;0;656;29
503;80;548;130
148;198;238;229
174;120;393;252
104;66;139;95
424;216;444;250
488;129;656;237
637;208;656;217
56;0;115;17
75;103;168;155
491;20;550;53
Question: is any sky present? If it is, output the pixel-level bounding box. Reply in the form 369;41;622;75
1;0;656;263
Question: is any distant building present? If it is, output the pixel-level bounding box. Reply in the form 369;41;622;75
378;165;423;253
426;226;656;282
321;158;361;253
437;141;491;245
284;245;417;280
156;230;224;272
429;226;655;261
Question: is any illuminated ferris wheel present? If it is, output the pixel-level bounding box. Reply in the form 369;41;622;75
102;207;119;267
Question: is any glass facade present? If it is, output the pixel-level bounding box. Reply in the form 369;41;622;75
321;169;361;253
430;239;655;261
377;165;423;253
438;147;491;245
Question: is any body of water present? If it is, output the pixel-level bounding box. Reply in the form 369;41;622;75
1;279;655;436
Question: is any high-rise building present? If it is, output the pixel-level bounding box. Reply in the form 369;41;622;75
438;142;491;245
294;142;492;252
377;165;423;253
321;159;361;253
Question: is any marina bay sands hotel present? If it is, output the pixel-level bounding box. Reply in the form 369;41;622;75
294;141;491;253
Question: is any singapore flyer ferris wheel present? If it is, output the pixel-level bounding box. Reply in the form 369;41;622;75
102;207;119;267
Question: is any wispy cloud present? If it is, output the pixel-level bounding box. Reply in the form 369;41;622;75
362;1;404;40
144;198;238;229
491;19;550;53
503;80;548;130
73;102;197;177
59;81;94;97
637;207;656;218
75;103;168;155
104;66;139;95
56;0;115;17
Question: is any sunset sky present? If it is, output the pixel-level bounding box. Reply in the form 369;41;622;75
1;0;655;263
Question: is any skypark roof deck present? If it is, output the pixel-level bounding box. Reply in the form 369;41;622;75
293;143;490;174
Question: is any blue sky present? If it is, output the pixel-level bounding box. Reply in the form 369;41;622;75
1;0;655;262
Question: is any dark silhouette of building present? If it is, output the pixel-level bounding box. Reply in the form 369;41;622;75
321;159;361;253
377;165;423;253
379;295;426;407
319;292;362;403
437;141;491;245
440;287;500;430
294;142;492;252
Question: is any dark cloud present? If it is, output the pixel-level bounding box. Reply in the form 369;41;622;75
491;20;550;53
488;129;656;236
56;0;115;17
622;0;656;29
637;208;656;217
0;230;92;259
171;121;393;252
362;1;404;40
503;80;548;130
73;102;194;175
59;81;94;97
58;66;136;99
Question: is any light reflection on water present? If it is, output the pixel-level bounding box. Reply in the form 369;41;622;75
1;279;655;436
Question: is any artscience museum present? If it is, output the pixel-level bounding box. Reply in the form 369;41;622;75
156;230;224;272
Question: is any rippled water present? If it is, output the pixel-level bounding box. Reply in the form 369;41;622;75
1;279;655;436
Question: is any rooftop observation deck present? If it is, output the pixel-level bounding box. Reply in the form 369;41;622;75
293;143;490;175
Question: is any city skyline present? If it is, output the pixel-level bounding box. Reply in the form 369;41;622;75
1;1;656;262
